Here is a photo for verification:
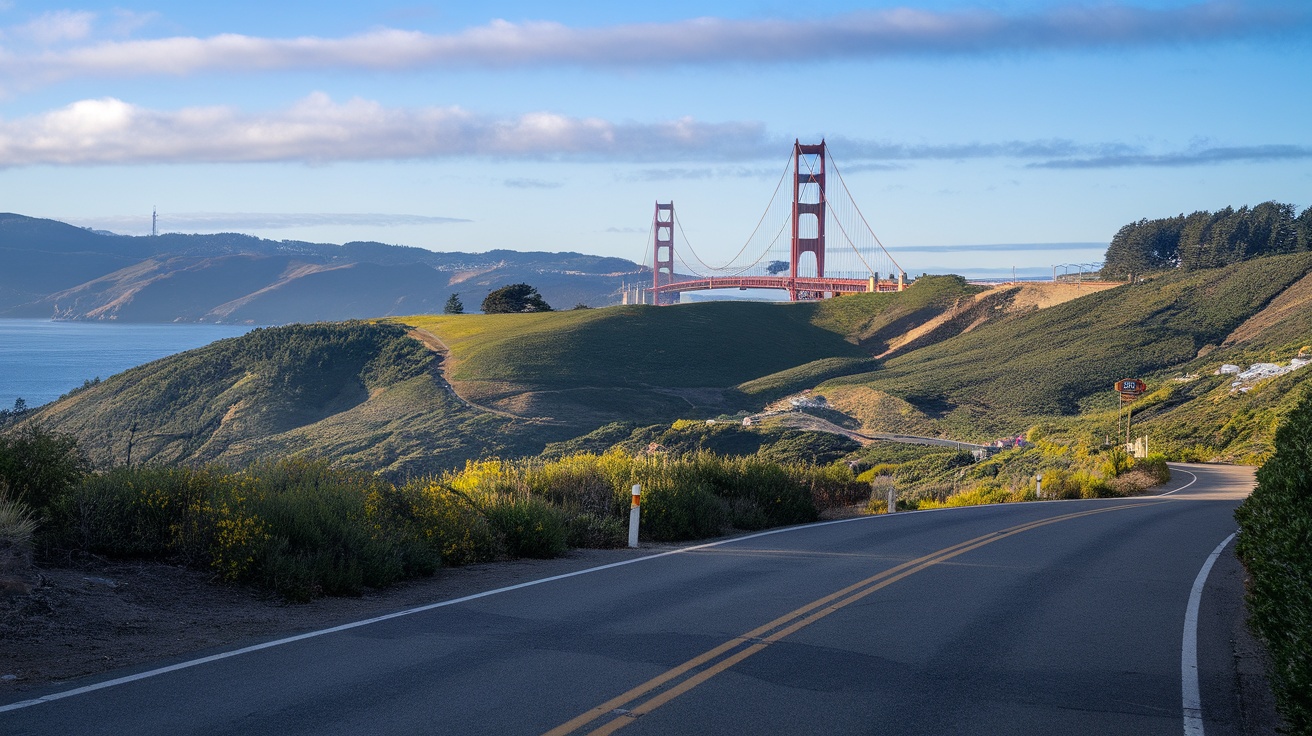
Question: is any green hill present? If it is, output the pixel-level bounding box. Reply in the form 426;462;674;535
399;275;986;423
26;322;551;478
818;252;1312;457
22;257;1312;474
25;276;987;475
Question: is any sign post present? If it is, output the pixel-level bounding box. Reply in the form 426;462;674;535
1114;379;1147;449
628;484;641;548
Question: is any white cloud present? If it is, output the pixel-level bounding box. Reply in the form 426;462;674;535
3;2;1307;84
105;9;159;38
11;9;95;45
0;94;1305;170
67;211;469;233
0;94;773;166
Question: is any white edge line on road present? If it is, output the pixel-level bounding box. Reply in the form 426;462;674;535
1182;532;1236;736
0;486;1176;714
0;512;907;713
1159;465;1200;496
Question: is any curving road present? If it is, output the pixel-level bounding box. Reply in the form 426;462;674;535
1;463;1255;735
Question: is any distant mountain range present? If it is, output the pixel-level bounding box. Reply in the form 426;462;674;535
0;213;647;323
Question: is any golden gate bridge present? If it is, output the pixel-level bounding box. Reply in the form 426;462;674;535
634;140;908;305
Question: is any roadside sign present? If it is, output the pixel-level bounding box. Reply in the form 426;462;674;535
1115;378;1146;402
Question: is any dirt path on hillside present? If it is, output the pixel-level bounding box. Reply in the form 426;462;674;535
404;328;535;421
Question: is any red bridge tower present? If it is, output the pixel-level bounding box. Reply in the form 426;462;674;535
652;201;676;305
791;140;827;300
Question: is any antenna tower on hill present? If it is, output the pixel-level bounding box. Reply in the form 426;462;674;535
152;206;157;237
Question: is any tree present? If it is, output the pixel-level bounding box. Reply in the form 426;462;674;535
443;293;464;315
481;283;552;314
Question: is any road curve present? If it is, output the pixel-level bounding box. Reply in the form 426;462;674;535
1;463;1254;735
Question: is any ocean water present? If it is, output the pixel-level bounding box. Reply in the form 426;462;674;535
0;319;257;409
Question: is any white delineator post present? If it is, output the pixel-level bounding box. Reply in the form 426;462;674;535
1036;473;1043;499
628;484;641;548
886;483;896;514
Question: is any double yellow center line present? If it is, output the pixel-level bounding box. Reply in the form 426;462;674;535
545;501;1159;736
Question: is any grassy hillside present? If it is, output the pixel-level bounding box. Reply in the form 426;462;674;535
28;322;561;478
820;252;1312;441
399;276;985;424
24;276;991;475
23;256;1312;475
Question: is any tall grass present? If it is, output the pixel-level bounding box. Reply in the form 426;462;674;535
40;449;866;600
50;459;445;601
866;442;1172;513
437;452;867;542
0;485;40;575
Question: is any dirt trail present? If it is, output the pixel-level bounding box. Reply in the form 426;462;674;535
404;328;534;421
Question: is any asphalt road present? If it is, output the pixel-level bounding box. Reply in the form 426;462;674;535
1;463;1255;735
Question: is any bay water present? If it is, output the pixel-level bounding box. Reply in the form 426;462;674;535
0;319;257;409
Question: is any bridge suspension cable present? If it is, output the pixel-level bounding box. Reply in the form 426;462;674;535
648;139;909;302
826;149;906;278
670;148;794;278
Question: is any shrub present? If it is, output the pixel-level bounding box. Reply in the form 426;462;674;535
794;463;866;513
483;495;568;559
865;476;896;514
566;512;626;548
1101;445;1132;477
0;486;39;575
529;455;619;516
50;466;239;566
1235;391;1312;733
856;463;899;483
239;458;438;598
0;424;88;511
1135;453;1172;485
393;478;499;566
637;472;725;541
1105;469;1154;496
50;459;442;601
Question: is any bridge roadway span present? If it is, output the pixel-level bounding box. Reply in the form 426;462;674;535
652;275;902;297
1;464;1255;735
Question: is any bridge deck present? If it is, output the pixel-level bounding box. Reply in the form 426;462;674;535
653;276;901;295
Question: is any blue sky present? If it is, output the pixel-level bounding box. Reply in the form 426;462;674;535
0;1;1308;277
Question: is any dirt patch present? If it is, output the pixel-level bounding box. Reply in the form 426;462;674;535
1221;270;1312;347
1004;281;1120;309
0;548;664;693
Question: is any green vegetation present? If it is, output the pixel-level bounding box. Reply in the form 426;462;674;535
444;293;464;315
822;252;1312;443
49;459;444;601
440;452;866;542
543;419;860;467
0;424;88;511
0;490;40;568
24;248;1312;486
855;440;1169;511
28;322;546;479
482;283;553;314
1235;389;1312;734
1103;202;1310;278
4;421;867;600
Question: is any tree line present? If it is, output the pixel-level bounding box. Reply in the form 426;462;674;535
1102;201;1312;278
